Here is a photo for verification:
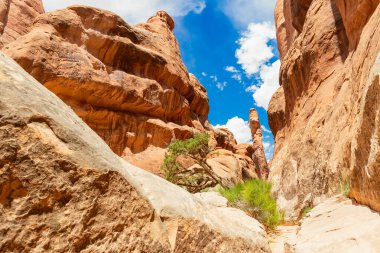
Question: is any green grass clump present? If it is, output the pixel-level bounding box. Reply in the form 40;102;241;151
302;207;313;217
339;177;351;197
219;179;283;229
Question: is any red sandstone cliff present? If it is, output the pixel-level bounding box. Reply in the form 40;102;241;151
270;0;380;218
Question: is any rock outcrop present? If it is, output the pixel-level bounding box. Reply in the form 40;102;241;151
269;0;380;218
1;5;264;185
0;52;272;252
289;195;380;253
0;0;44;48
3;5;211;173
249;108;269;179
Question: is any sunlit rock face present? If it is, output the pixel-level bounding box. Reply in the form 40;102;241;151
270;0;380;218
0;0;44;48
3;6;212;171
0;52;271;252
2;4;270;183
247;109;269;179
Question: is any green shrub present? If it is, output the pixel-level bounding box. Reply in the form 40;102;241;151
161;133;222;193
339;177;351;197
219;179;283;229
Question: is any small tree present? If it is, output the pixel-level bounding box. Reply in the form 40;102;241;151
162;133;222;193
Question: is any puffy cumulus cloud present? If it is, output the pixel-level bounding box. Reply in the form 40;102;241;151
246;60;280;110
234;22;280;110
214;117;252;144
236;22;276;76
42;0;206;24
220;0;276;28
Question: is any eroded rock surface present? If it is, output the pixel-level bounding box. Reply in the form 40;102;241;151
270;0;380;218
2;5;264;184
0;53;271;252
250;108;269;179
289;196;380;253
3;6;211;172
0;0;44;47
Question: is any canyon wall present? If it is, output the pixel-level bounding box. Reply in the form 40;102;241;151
270;0;380;218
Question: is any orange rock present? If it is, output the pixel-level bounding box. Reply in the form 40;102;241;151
269;0;380;218
0;52;271;252
249;108;269;179
267;86;285;154
0;0;44;48
3;6;211;173
275;0;298;59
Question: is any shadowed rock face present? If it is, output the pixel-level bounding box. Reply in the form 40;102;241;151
0;52;271;252
269;0;380;218
0;0;44;47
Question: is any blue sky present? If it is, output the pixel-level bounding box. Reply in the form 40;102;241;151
43;0;279;158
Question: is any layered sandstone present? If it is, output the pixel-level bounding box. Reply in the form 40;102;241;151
3;6;211;172
269;0;380;218
2;5;266;184
0;52;272;252
0;0;44;47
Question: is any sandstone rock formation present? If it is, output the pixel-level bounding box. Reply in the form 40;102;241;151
269;0;380;218
1;5;264;185
0;52;272;252
0;0;44;48
250;108;269;179
3;6;211;173
289;195;380;253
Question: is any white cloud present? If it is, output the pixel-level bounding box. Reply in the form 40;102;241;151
231;73;242;82
42;0;206;24
261;125;272;134
225;66;242;82
201;72;207;76
247;60;280;110
236;22;276;76
210;75;218;82
220;0;276;28
216;81;227;91
262;141;274;159
234;22;280;110
214;117;252;143
225;66;239;73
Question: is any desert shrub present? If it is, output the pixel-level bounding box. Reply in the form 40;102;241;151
162;133;222;193
219;179;283;229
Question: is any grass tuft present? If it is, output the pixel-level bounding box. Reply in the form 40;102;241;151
339;177;351;197
219;179;283;229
